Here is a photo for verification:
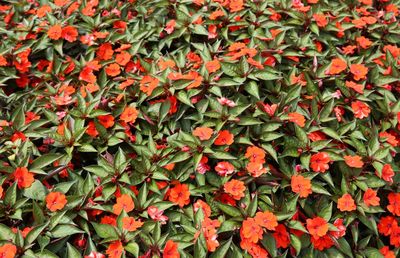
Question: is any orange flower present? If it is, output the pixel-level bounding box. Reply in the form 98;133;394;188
240;218;263;243
306;217;328;239
105;63;121;77
169;183;190;208
378;164;395;183
379;132;398;147
351;101;370;119
310;152;330;173
313;14;328;27
97;43;114;60
12;167;34;189
158;58;176;71
163;240;180;258
140;75;159;96
345;81;364;94
337;193;357;211
356;36;372;49
0;243;17;258
0;55;6;66
350;64;368;81
329;58;347;74
387;193;400;216
115;51;131;66
122;217;143;231
86;121;99;137
246;162;267;177
106;241;124;258
193;127;213;140
254;211;278;230
288;112;306;127
245;146;266;163
61;26;78;42
46;192;68;212
113;194;135;215
205;59;221;73
380;246;396;258
363;188;380;207
48;24;62;40
37;5;52;18
54;0;70;6
120;106;138;123
97;114;115;128
291;175;312;198
344;155;364;168
229;0;244;12
224;179;245;200
214;130;234;145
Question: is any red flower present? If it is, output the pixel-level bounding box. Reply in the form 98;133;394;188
377;164;395;183
380;246;396;258
12;167;34;189
163;240;180;258
351;101;370;119
288;112;306;127
106;241;124;258
313;14;328;27
48;25;62;40
46;192;68;212
330;218;346;239
97;115;115;128
214;130;234;145
113;194;135;215
306;217;329;239
97;43;114;60
378;216;398;236
61;26;78;42
310;235;334;251
120;106;139;123
105;63;121;77
310;152;330;173
387;193;400;216
224;179;246;200
215;161;235;176
363;188;380;207
169;183;190;208
140;75;159;96
240;218;263;243
273;224;290;248
344;155;364;168
122;217;143;231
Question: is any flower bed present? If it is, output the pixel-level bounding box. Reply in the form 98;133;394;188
0;0;399;257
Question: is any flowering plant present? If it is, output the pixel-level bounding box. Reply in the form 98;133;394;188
0;0;399;257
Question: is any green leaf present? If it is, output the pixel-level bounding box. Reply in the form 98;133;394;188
216;202;242;217
125;242;139;257
210;238;232;258
23;180;48;200
51;224;84;238
30;154;63;170
91;222;118;239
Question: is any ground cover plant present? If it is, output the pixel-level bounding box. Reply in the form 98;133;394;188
0;0;399;257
